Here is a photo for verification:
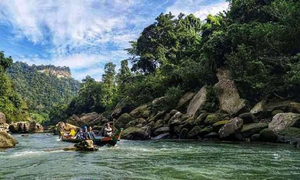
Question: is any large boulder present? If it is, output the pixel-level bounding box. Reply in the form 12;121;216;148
9;122;31;133
250;100;266;115
219;117;243;139
278;127;300;140
54;122;79;134
260;129;278;142
154;127;170;136
177;92;195;110
111;101;133;119
125;118;147;128
212;120;229;131
29;121;44;133
269;113;300;133
238;113;257;124
241;123;268;138
64;140;98;151
122;127;150;140
213;68;246;115
187;126;201;139
0;131;18;148
0;112;6;124
186;87;207;117
152;96;167;109
67;112;102;127
129;105;148;118
115;113;132;129
290;102;300;113
204;114;221;125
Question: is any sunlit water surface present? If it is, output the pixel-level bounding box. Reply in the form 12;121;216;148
0;134;300;180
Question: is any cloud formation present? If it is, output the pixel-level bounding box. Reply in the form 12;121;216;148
0;0;228;80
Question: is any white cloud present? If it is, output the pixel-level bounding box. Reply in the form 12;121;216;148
194;2;229;20
166;0;229;21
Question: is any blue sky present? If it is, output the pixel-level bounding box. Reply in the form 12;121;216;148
0;0;228;81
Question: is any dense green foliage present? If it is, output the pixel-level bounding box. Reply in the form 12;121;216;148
46;0;300;124
0;52;29;123
7;62;80;122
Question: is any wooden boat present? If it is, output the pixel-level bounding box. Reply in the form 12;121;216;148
61;129;123;146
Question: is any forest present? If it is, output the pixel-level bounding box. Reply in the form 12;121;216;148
49;0;300;124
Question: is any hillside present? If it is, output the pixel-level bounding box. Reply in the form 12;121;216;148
7;62;80;122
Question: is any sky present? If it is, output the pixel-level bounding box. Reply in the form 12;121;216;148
0;0;228;81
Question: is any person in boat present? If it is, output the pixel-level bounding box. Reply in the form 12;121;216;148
88;126;96;139
75;128;84;139
69;128;76;138
83;126;89;140
104;123;112;137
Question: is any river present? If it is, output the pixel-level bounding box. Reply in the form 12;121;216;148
0;134;300;180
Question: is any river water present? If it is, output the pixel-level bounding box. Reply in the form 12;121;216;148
0;134;300;180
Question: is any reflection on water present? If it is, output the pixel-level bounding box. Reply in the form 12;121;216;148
0;134;300;179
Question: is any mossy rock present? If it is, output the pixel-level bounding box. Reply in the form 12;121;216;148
204;114;220;125
116;113;132;128
180;128;189;139
259;129;277;142
278;127;300;139
187;126;201;139
271;110;284;117
212;120;229;130
141;110;150;119
241;123;268;138
199;126;213;136
122;127;149;140
194;113;208;125
153;119;164;130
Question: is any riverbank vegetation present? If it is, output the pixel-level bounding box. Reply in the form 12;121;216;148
47;0;300;124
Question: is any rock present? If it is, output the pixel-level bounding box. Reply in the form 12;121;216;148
125;118;147;129
130;105;148;118
219;117;243;139
250;100;266;115
115;113;132;129
241;123;268;138
204;114;220;125
0;131;18;148
29;121;44;133
278;127;300;139
250;134;260;141
154;127;170;136
213;68;246;115
177;92;195;110
122;127;150;140
260;129;277;142
187;126;201;139
54;122;79;135
180;128;189;139
266;101;290;112
290;102;300;113
212;120;229;131
69;140;99;151
141;110;150;119
163;113;171;123
187;87;207;117
153;119;164;130
8;124;18;133
168;111;182;125
153;133;169;140
111;101;133;119
238;113;257;124
199;127;213;136
0;112;6;124
152;96;167;108
148;111;165;122
269;113;300;133
194;113;209;125
271;110;284;117
204;132;219;138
